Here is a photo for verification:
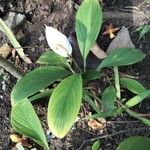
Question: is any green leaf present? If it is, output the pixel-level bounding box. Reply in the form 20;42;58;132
145;0;150;3
139;25;150;40
102;85;116;114
76;0;102;61
36;51;70;68
136;25;144;32
125;90;150;108
121;78;146;94
11;66;70;105
82;70;100;81
92;140;101;150
0;18;31;63
48;74;82;138
117;136;150;150
97;48;145;70
125;109;150;126
11;99;48;149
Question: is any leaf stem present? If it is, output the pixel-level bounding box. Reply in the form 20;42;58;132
68;55;81;72
29;89;53;102
114;66;121;99
117;100;150;126
84;59;86;72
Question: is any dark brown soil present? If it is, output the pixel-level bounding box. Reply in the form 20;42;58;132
0;0;150;150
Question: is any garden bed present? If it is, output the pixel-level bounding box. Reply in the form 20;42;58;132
0;0;150;149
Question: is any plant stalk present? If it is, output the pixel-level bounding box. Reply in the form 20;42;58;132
114;66;121;99
68;55;81;72
84;59;86;72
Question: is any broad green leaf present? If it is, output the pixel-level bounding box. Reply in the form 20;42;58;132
76;0;102;61
92;140;100;150
82;70;100;81
117;136;150;150
102;85;116;114
36;51;70;68
11;99;48;149
48;74;82;138
0;18;31;63
97;48;145;70
11;66;70;105
125;90;150;108
121;78;146;94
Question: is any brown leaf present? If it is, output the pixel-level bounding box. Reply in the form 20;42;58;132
88;119;105;130
10;134;22;143
0;43;11;58
21;138;32;148
91;43;107;59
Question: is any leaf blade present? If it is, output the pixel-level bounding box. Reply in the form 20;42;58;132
97;48;145;70
125;90;150;108
76;0;102;60
11;99;48;149
92;140;101;150
117;136;150;150
48;74;83;138
0;18;31;63
11;66;70;105
36;51;70;68
121;78;146;94
102;85;116;114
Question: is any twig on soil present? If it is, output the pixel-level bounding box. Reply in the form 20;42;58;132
0;55;22;79
120;72;139;79
138;114;150;117
80;128;98;136
106;120;139;124
77;127;150;150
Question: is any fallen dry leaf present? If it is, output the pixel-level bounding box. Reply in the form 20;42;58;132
103;23;120;39
107;26;135;53
10;134;32;148
88;119;105;130
11;48;16;58
0;43;11;58
10;134;22;143
21;138;32;148
91;43;107;59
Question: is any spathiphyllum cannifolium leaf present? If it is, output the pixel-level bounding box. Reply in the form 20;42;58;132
117;136;150;150
36;51;70;68
76;0;102;61
11;66;70;105
48;74;82;138
102;85;116;114
97;48;145;70
11;99;49;149
121;78;146;94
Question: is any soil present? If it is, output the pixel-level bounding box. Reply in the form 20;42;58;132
0;0;150;150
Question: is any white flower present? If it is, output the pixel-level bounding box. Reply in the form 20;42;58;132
45;26;72;57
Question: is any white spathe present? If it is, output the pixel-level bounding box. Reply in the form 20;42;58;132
45;26;72;57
